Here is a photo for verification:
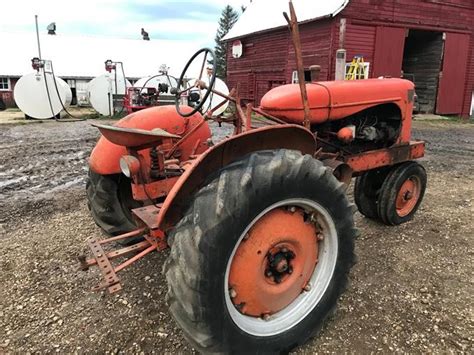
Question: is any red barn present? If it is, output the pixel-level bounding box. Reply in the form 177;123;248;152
224;0;474;118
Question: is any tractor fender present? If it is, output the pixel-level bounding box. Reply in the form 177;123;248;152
157;124;316;230
89;106;211;175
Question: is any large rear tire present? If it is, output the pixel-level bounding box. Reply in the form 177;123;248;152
86;170;141;238
164;150;357;353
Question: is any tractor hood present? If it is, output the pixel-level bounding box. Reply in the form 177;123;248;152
260;78;414;124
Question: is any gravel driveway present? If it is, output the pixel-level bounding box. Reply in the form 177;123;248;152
0;117;472;353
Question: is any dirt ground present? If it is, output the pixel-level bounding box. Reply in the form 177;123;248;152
0;114;473;353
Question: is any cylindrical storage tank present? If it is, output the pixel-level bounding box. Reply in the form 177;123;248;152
14;72;72;119
134;75;178;94
88;73;131;116
189;77;230;116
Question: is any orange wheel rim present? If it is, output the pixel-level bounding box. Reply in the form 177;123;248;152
228;207;319;317
396;176;421;217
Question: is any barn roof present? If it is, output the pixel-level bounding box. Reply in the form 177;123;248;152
223;0;349;41
0;32;205;79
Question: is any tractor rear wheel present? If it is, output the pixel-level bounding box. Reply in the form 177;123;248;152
354;168;390;220
86;170;141;241
377;161;427;225
164;149;357;353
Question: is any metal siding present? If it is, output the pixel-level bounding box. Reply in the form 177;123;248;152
436;33;471;114
373;27;406;78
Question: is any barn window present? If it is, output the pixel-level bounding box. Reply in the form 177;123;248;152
0;78;10;91
291;70;312;84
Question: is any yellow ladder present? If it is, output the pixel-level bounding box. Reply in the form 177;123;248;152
345;56;366;80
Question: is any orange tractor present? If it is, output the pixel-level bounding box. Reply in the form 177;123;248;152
82;6;426;353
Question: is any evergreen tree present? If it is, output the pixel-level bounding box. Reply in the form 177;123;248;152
213;5;239;79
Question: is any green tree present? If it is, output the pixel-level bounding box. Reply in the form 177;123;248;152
213;5;239;79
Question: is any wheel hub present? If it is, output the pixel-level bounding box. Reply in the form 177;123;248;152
396;177;421;217
228;207;319;317
265;246;295;283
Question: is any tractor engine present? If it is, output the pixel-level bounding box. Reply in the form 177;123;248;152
260;78;413;152
320;104;402;152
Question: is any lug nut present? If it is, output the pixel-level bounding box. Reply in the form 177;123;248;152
243;233;250;241
289;206;296;213
304;283;311;292
265;270;273;277
281;247;288;253
262;313;271;321
229;288;237;298
317;234;324;241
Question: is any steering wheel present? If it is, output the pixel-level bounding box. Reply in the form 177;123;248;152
174;48;217;117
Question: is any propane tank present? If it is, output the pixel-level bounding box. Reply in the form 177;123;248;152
189;77;229;116
14;71;72;119
88;73;131;116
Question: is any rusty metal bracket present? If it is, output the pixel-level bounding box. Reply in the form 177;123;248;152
78;227;164;294
84;237;124;293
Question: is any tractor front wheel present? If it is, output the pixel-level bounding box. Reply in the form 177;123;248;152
377;161;427;225
164;150;357;353
86;170;141;239
354;168;390;220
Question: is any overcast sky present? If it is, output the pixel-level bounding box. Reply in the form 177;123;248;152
0;0;249;44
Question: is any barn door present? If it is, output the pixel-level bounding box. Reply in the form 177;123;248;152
373;27;406;78
436;33;470;114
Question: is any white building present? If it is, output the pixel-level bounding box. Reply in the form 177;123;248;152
0;32;203;107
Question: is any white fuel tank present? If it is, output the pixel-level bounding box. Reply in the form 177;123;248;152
14;72;72;119
88;73;131;116
189;77;230;116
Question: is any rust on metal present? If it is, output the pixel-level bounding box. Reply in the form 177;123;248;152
113;243;157;273
92;123;180;148
132;205;163;229
79;227;167;294
396;176;421;217
80;240;152;269
154;125;316;230
228;207;318;316
345;141;425;173
131;177;179;201
284;0;311;129
86;237;123;293
245;103;253;131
